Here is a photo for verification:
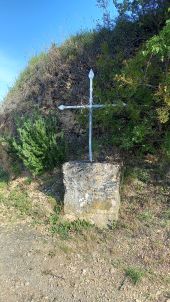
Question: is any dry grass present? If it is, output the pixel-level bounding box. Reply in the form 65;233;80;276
0;166;169;301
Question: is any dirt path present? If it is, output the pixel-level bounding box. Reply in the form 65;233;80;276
0;173;169;302
0;220;169;302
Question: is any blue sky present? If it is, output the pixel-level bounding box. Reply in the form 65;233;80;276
0;0;117;101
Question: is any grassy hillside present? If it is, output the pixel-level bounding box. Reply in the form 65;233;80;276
0;1;169;174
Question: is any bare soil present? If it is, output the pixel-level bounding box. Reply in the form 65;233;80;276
0;174;169;302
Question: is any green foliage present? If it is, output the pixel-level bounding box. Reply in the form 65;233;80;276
59;31;96;60
113;0;169;19
123;166;150;183
109;220;118;230
9;52;48;94
8;188;31;215
0;186;31;215
0;166;9;188
164;131;170;161
10;112;67;175
94;16;170;158
125;266;145;284
161;208;170;220
1;1;169;164
24;177;33;185
50;217;93;239
137;211;154;223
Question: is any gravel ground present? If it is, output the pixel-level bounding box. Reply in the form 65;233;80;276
0;174;169;302
0;220;169;302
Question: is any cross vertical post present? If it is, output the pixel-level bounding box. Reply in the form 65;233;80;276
58;69;126;163
89;69;94;162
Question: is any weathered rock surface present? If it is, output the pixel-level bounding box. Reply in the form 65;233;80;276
63;161;121;227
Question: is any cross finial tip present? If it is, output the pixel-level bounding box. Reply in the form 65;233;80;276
58;104;65;110
88;69;94;79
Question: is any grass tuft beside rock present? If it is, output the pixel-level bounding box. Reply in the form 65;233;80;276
125;267;145;285
49;215;94;239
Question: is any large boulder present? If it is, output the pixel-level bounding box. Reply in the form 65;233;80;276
63;161;121;228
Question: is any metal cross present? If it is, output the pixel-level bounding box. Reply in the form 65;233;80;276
58;69;126;162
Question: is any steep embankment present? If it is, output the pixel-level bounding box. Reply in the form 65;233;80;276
0;12;163;136
0;5;169;167
0;33;99;136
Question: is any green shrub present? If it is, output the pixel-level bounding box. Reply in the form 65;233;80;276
0;166;9;183
50;218;93;239
123;166;150;184
164;131;170;161
2;4;169;164
125;266;145;284
8;188;31;215
10;112;67;175
59;31;96;59
94;18;170;158
0;166;9;188
137;211;154;223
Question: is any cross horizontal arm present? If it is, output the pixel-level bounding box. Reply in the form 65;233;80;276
58;104;105;110
58;103;126;111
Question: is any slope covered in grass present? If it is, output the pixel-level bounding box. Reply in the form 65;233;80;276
0;0;169;167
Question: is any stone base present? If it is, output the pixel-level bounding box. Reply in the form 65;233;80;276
63;161;121;228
